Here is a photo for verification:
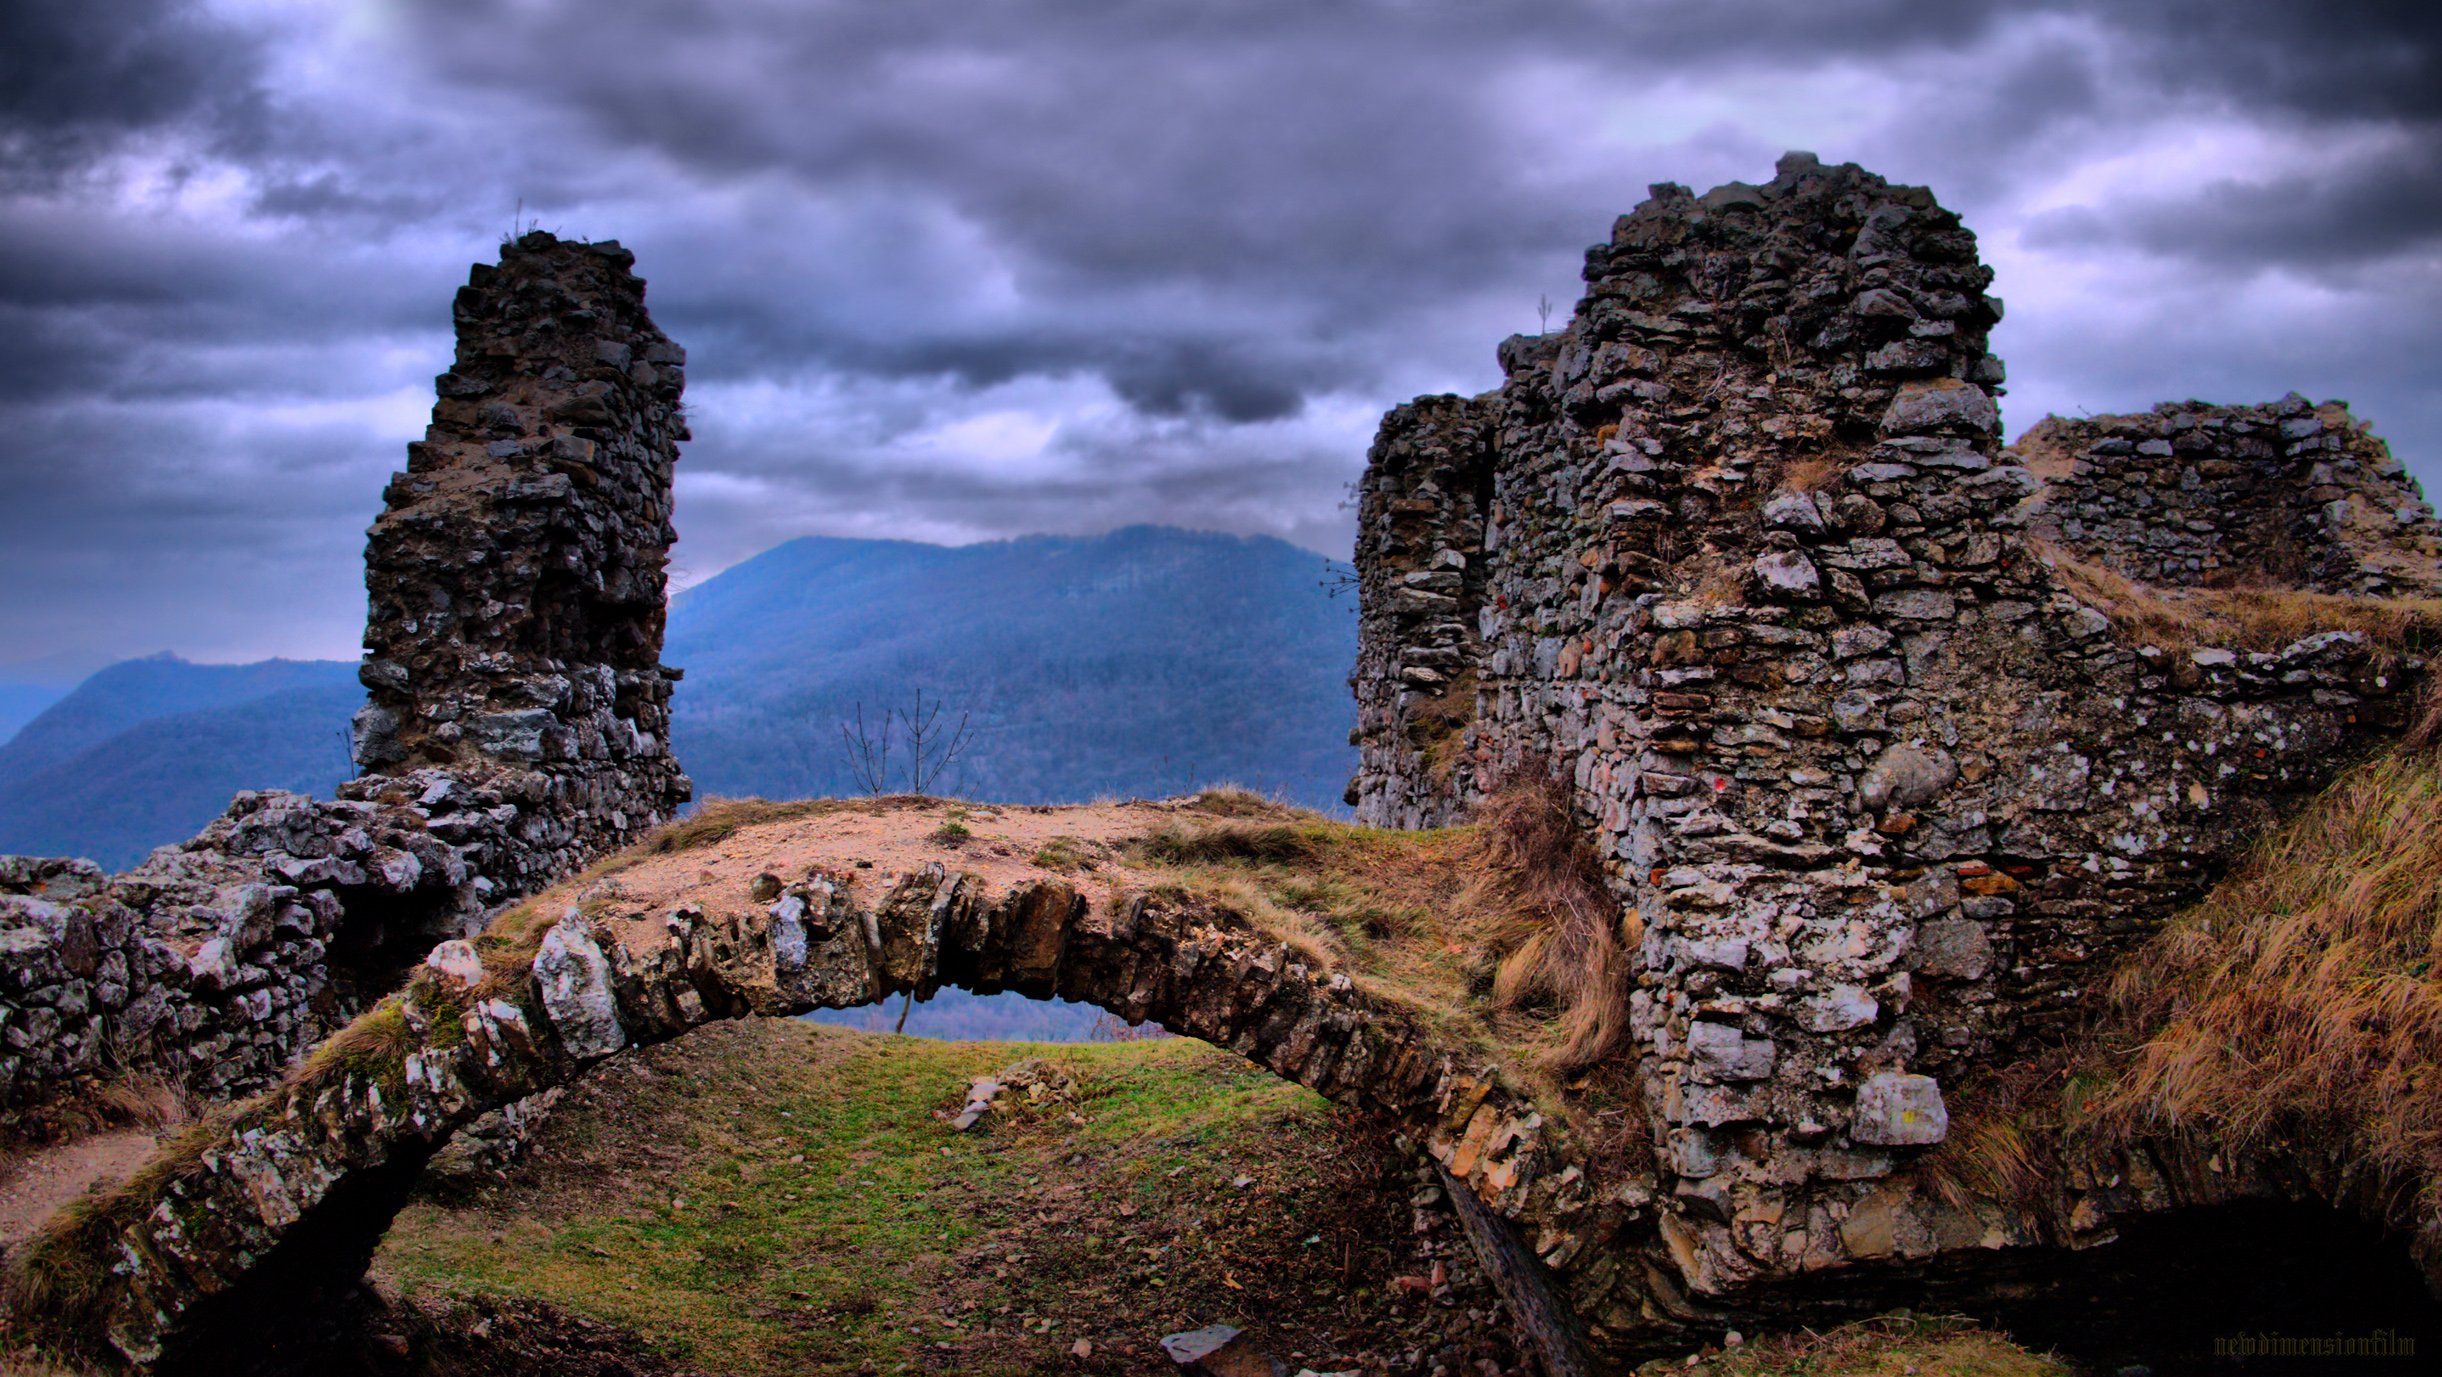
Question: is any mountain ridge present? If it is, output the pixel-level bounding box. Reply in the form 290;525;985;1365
0;524;1358;871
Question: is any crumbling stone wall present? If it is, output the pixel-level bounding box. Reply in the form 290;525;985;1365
1350;155;2434;1346
0;234;691;1130
2016;397;2442;596
1348;395;1495;827
0;794;474;1119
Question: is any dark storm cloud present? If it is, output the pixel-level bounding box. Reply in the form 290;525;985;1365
0;0;269;180
4;0;2441;674
2022;137;2442;270
2001;0;2442;273
2105;0;2442;121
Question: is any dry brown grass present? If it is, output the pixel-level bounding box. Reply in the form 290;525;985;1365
612;797;848;866
1463;775;1637;1073
1687;557;1749;609
2089;690;2442;1208
1914;1050;2086;1213
1776;453;1842;493
2040;544;2442;655
1129;819;1464;1005
1183;786;1304;821
0;1343;97;1376
1675;1312;2070;1376
1127;775;1634;1082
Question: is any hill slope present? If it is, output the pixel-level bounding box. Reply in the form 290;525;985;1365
0;660;362;871
665;525;1358;809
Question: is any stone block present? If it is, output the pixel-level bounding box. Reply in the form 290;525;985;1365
1852;1072;1948;1146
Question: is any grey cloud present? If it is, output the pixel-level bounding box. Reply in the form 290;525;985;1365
0;0;269;179
2021;137;2442;270
2098;0;2442;122
5;0;2442;676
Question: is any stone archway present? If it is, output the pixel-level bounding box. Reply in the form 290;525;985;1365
20;819;1592;1375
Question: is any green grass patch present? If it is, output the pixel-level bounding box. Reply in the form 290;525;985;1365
379;1027;1338;1376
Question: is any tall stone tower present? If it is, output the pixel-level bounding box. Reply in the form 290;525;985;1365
351;232;692;886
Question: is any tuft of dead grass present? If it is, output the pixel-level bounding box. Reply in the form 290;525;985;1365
1776;453;1842;493
1914;1052;2078;1214
1462;774;1637;1074
2089;690;2442;1207
2041;544;2442;656
1183;786;1303;821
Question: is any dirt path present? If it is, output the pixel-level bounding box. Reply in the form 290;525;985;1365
0;1128;164;1252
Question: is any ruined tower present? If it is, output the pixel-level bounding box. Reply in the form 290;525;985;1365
0;234;696;1124
351;232;693;887
1350;154;2435;1339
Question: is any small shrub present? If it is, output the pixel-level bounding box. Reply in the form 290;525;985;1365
1031;837;1091;872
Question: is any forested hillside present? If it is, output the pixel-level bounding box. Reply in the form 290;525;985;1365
666;526;1357;809
0;658;361;871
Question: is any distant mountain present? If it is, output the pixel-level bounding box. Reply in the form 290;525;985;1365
0;683;66;749
0;658;362;871
666;526;1358;810
806;987;1119;1042
0;656;360;783
0;525;1359;878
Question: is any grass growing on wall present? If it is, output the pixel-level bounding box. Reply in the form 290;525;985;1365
2041;544;2442;655
2094;724;2442;1197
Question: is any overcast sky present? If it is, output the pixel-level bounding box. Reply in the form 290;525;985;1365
2;0;2435;680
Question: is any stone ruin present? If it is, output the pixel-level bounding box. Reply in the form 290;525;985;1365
0;232;691;1133
351;232;694;889
2016;397;2442;597
1352;152;2440;1355
6;166;2442;1375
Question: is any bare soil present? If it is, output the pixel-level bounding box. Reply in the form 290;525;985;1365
0;1128;165;1255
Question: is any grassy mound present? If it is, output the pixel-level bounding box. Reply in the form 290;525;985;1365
375;1020;2060;1377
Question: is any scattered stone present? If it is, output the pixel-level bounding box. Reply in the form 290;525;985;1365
1162;1324;1286;1377
425;939;485;986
